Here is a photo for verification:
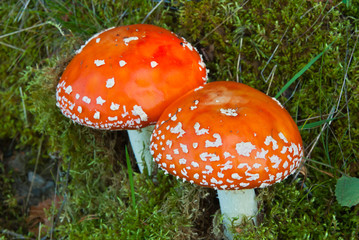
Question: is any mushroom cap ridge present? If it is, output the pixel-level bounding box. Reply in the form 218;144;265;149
150;81;303;190
56;24;207;130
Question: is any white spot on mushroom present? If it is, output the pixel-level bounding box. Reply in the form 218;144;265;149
190;105;197;110
290;143;299;156
236;142;256;157
170;122;186;138
256;148;269;159
191;162;199;168
199;60;206;69
150;61;158;68
205;133;222;148
108;116;118;121
194;173;200;179
94;59;105;66
82;96;91;104
238;163;251;170
132;105;148;121
75;93;80;99
278;132;288;143
194;86;203;91
173;149;179;155
96;96;106;105
272;97;284;108
265;136;279;150
166;140;173;148
106;78;115;88
65;85;73;94
210;177;223;185
123;36;139;46
119;60;127;67
110;102;120;111
276;172;283;180
201;179;208;185
193;143;198;149
180;168;188;177
283;161;289;169
182;40;193;51
240;183;250;187
246;173;260;181
199;152;220;162
223;152;234;159
170;114;177;121
166;154;173;160
180;143;188;153
68;102;75;110
202;165;214;174
219;161;233;171
220;108;238;116
96;38;100;43
269;155;282;169
231;173;242;180
281;146;288;154
259;183;271;188
77;106;82;113
179;158;187;165
94;111;100;119
194;122;209;135
170;164;175;169
253;163;262;168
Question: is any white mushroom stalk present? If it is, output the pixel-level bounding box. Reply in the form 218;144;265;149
127;125;155;174
217;189;257;239
149;81;304;239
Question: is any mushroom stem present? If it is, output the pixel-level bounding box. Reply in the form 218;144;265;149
127;125;155;174
217;189;258;239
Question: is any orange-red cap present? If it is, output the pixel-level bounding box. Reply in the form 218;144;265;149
56;24;207;130
150;81;303;190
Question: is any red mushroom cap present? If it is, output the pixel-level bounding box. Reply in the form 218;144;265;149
56;24;207;130
150;81;303;190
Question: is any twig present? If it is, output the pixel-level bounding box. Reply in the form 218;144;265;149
25;137;43;211
266;65;277;95
47;159;71;239
15;0;30;22
1;229;30;239
0;41;25;52
19;87;28;127
0;21;65;40
236;38;243;83
142;0;165;24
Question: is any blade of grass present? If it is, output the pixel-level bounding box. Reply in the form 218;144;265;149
299;117;339;130
275;39;337;99
125;146;136;209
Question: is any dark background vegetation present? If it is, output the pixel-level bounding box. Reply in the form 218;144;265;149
1;0;358;239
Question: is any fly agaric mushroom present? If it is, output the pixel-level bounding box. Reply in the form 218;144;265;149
56;24;207;174
149;81;303;239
